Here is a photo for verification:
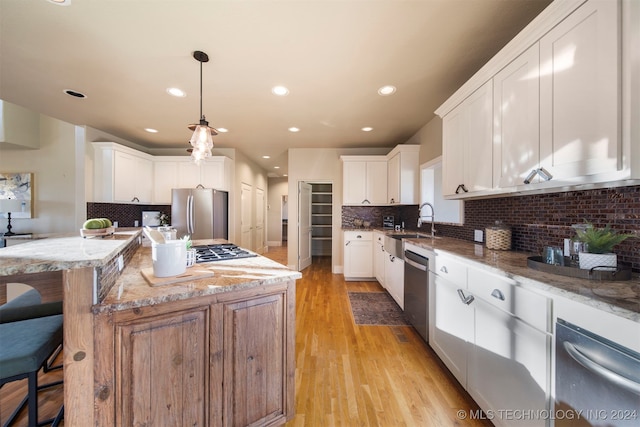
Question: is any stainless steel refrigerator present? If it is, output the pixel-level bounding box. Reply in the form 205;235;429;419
171;188;228;240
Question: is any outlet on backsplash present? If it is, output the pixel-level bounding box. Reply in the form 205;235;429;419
474;230;483;242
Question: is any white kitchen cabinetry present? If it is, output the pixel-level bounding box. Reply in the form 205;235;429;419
493;44;540;189
343;231;374;280
152;156;232;204
538;0;620;182
437;0;633;197
466;269;550;427
93;142;153;203
442;81;493;197
384;252;404;309
373;231;386;287
341;157;387;205
429;254;550;425
429;255;472;387
386;145;420;205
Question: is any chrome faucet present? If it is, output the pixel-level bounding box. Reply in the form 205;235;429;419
417;202;436;238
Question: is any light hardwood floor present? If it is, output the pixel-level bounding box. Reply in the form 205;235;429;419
1;245;490;426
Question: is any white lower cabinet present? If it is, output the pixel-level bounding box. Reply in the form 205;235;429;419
430;254;551;426
343;231;374;280
373;232;386;287
384;253;404;309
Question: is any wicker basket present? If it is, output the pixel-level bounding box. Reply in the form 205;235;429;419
486;222;511;250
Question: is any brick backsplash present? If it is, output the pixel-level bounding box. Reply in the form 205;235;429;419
87;203;171;227
341;186;640;272
436;186;640;272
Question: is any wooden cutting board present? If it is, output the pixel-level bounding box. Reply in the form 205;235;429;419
141;267;214;287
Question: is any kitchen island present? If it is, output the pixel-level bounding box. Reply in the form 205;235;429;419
0;230;301;426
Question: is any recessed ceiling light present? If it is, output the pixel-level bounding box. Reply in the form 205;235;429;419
274;166;280;169
166;87;186;97
283;174;288;177
48;0;71;5
272;86;289;96
288;127;300;132
63;89;86;98
217;127;228;133
144;128;158;133
361;127;373;132
378;85;396;96
262;155;271;159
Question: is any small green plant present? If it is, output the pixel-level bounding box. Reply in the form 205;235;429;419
181;234;192;250
575;222;634;254
158;212;170;226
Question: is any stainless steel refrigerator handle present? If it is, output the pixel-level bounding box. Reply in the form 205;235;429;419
187;194;194;235
563;341;640;395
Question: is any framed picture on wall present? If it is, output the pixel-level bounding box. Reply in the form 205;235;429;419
0;172;34;218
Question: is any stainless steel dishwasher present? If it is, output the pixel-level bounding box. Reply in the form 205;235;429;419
555;318;640;426
404;248;429;342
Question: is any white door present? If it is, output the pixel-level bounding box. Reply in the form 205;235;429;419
240;183;253;250
298;182;312;271
255;188;265;254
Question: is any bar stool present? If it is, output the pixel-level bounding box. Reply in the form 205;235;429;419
0;291;64;427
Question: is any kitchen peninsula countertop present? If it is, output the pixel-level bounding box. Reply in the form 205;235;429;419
98;239;302;313
0;228;141;276
401;235;640;323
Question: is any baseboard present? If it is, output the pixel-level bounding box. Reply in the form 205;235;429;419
266;240;283;246
333;265;343;275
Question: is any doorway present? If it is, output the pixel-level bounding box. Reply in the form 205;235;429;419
297;181;333;271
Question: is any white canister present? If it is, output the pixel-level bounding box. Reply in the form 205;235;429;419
152;240;187;277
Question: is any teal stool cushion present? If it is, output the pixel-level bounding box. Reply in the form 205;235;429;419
0;314;63;379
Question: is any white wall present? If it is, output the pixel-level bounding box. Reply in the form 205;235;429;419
0;114;80;234
267;177;288;245
405;115;443;165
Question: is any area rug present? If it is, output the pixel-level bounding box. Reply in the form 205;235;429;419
347;292;410;326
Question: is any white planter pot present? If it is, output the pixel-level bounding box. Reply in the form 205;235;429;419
578;252;617;270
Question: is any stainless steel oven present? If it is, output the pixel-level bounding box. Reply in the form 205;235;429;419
555;318;640;426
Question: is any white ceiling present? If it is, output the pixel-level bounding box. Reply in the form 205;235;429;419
0;0;551;176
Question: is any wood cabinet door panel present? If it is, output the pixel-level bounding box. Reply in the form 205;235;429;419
116;307;209;427
223;293;286;427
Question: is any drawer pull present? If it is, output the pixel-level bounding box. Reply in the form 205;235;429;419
440;266;448;274
491;289;505;301
457;289;474;305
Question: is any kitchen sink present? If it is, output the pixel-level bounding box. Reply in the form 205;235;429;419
384;233;438;259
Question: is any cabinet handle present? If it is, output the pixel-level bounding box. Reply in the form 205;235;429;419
131;196;140;202
345;241;350;246
389;198;395;204
491;289;505;301
457;289;474;305
389;255;395;262
455;184;468;194
356;235;362;239
362;199;371;204
440;266;448;274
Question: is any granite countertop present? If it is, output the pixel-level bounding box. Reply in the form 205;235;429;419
0;228;141;276
401;236;640;323
97;241;302;313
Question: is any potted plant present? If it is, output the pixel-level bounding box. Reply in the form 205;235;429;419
574;223;634;270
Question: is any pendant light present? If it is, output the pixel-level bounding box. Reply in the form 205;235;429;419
188;50;217;164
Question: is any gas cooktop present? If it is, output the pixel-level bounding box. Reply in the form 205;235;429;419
191;244;257;263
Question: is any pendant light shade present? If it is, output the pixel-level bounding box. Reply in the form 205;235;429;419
188;50;217;164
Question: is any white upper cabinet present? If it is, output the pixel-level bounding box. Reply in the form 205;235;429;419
386;145;420;204
443;80;494;197
93;142;153;204
341;157;387;205
539;0;620;181
493;44;541;188
437;0;635;197
153;156;232;204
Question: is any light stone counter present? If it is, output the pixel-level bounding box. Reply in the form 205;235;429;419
98;240;302;313
402;236;640;323
0;229;141;276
